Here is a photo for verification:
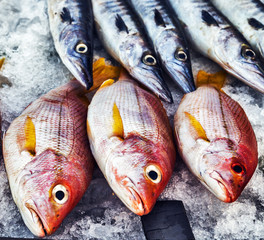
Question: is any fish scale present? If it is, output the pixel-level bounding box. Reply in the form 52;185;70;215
167;0;264;93
174;80;258;202
92;0;172;102
3;80;93;237
48;0;93;89
211;0;264;58
87;74;176;215
128;0;195;93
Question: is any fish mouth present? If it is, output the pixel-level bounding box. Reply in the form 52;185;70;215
208;171;234;202
131;66;173;103
24;201;51;237
166;62;195;93
71;59;93;90
118;177;146;215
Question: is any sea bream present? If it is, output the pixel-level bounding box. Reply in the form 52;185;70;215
87;70;176;215
211;0;264;59
167;0;264;93
48;0;94;89
3;80;94;237
128;0;195;93
91;0;172;102
174;71;258;202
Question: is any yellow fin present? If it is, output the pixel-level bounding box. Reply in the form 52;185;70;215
98;79;115;90
184;112;209;141
23;116;36;155
196;70;227;89
90;58;121;91
112;103;124;139
0;57;5;70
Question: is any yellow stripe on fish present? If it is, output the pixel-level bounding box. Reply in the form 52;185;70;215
23;116;36;155
112;103;124;139
184;112;209;142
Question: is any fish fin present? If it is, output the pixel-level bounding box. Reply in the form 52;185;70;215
22;116;36;155
90;58;121;91
60;7;73;24
115;14;129;34
196;70;226;89
248;18;264;30
0;57;5;70
112;103;124;139
98;79;115;90
184;112;209;142
154;9;166;27
201;10;219;27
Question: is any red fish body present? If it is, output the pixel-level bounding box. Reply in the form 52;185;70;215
3;80;93;237
174;72;258;202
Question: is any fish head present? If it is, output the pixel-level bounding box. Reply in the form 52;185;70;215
156;31;195;93
120;38;172;102
214;32;264;90
106;135;174;215
199;138;255;202
17;149;90;237
60;25;93;89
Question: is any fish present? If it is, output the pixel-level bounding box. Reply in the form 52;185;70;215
167;0;264;93
2;58;120;237
48;0;94;89
174;70;258;202
91;0;173;103
3;80;93;237
127;0;195;93
87;70;176;215
210;0;264;59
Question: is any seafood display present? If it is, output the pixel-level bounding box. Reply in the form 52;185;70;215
128;0;195;93
1;0;264;238
91;0;172;102
48;0;94;89
167;0;264;93
174;71;258;202
87;70;176;215
3;80;94;237
211;0;264;59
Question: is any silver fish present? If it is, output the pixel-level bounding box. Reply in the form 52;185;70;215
48;0;93;89
91;0;172;102
128;0;195;93
211;0;264;59
167;0;264;93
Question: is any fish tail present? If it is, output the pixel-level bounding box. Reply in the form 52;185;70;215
196;70;227;90
90;58;121;91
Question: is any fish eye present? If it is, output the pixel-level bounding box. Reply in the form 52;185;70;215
175;48;188;61
241;45;256;60
231;163;244;174
142;54;157;66
52;184;69;204
75;43;88;54
145;165;162;183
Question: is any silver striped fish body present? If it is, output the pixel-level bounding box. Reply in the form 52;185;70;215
87;75;176;215
128;0;195;93
211;0;264;58
174;86;258;202
48;0;93;89
167;0;264;93
91;0;172;102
